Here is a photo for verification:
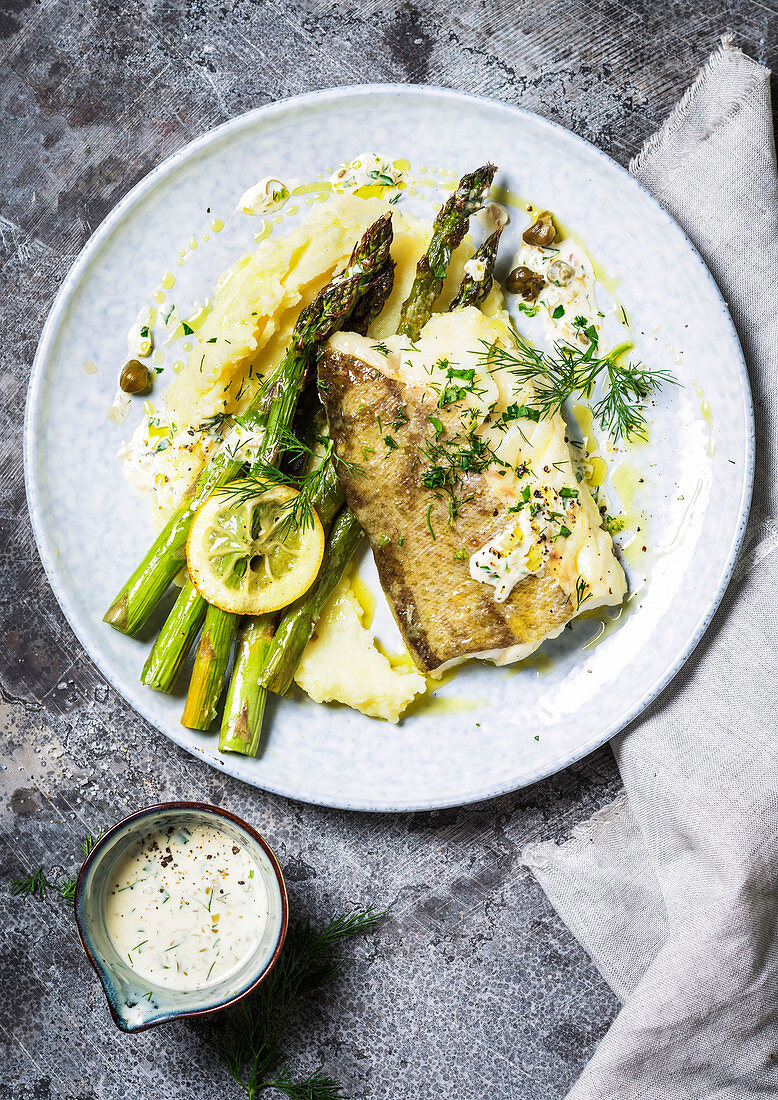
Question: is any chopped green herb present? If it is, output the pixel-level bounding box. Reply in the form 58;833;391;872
181;321;194;336
552;305;565;320
383;435;398;451
453;549;468;561
574;576;592;610
391;406;409;431
504;403;540;423
559;487;579;499
604;514;626;535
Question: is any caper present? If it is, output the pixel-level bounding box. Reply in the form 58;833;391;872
522;209;556;248
547;260;574;286
119;359;151;394
505;265;545;301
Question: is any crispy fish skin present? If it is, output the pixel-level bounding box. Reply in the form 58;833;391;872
318;347;574;674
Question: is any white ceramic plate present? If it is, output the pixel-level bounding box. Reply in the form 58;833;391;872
25;86;753;812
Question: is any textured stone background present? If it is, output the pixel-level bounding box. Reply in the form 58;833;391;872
1;2;776;1098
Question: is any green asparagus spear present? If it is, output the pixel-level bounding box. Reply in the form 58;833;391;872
348;260;395;336
105;213;394;639
140;581;207;691
396;163;496;340
104;362;281;638
217;454;345;749
218;614;277;755
260;507;365;696
181;603;238;730
449;225;504;310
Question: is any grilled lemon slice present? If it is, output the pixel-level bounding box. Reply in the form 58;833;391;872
186;482;324;615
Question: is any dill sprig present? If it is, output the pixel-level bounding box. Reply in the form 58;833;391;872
10;865;51;899
479;332;677;441
210;907;386;1100
10;830;103;904
573;576;592;611
216;429;362;538
193;411;235;436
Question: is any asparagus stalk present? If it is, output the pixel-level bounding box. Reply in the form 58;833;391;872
105;213;394;639
218;614;277;755
260;507;365;696
449;225;503;310
217;456;345;747
396;163;496;340
180;604;238;730
140;581;207;691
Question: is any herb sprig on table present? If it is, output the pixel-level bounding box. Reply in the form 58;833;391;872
209;908;385;1100
10;830;102;902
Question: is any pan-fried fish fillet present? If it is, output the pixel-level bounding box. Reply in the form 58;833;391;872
318;306;627;676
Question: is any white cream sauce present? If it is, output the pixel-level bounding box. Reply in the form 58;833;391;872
127;306;155;359
219;418;266;464
474;201;509;231
463;256;487;283
514;237;601;346
235;177;291;216
104;822;268;992
329;152;408;195
470;508;541;601
107;385;132;424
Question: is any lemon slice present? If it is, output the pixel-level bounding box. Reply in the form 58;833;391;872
186;482;325;615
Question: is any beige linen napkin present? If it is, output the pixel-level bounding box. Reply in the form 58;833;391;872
523;39;778;1099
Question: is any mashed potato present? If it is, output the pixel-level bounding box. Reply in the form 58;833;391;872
294;575;426;723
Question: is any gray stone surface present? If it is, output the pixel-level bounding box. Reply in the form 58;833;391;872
1;2;776;1098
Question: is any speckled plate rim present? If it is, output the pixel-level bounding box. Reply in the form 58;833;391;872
24;84;755;812
73;801;289;1031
